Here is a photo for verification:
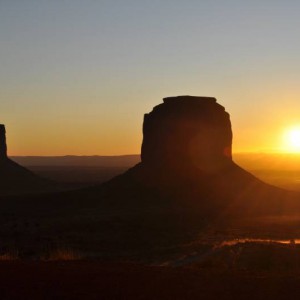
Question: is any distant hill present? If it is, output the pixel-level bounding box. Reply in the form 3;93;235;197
11;155;141;167
9;153;300;189
11;153;300;171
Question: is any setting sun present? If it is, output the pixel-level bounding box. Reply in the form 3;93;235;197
283;127;300;152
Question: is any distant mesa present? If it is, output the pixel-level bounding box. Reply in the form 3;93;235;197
0;124;55;195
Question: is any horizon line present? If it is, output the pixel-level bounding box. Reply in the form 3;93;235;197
9;151;300;158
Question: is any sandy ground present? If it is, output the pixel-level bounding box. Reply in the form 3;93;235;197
1;261;300;300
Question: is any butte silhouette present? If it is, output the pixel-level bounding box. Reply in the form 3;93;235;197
0;124;55;195
98;96;298;218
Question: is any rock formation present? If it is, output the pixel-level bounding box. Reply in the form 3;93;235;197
0;124;7;160
0;124;56;195
102;96;298;218
141;96;232;173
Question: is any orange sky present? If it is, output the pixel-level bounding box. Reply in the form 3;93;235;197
2;2;300;156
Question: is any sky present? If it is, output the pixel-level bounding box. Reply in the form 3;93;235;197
1;0;300;156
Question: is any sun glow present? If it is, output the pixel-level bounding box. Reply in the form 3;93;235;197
283;127;300;152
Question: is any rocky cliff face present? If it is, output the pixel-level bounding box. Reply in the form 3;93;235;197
141;96;232;173
0;124;7;160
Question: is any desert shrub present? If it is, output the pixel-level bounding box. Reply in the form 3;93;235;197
44;247;81;261
0;250;18;261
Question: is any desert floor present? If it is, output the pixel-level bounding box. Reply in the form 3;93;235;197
1;261;300;300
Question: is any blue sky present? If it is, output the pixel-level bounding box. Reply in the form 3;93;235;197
1;1;300;155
